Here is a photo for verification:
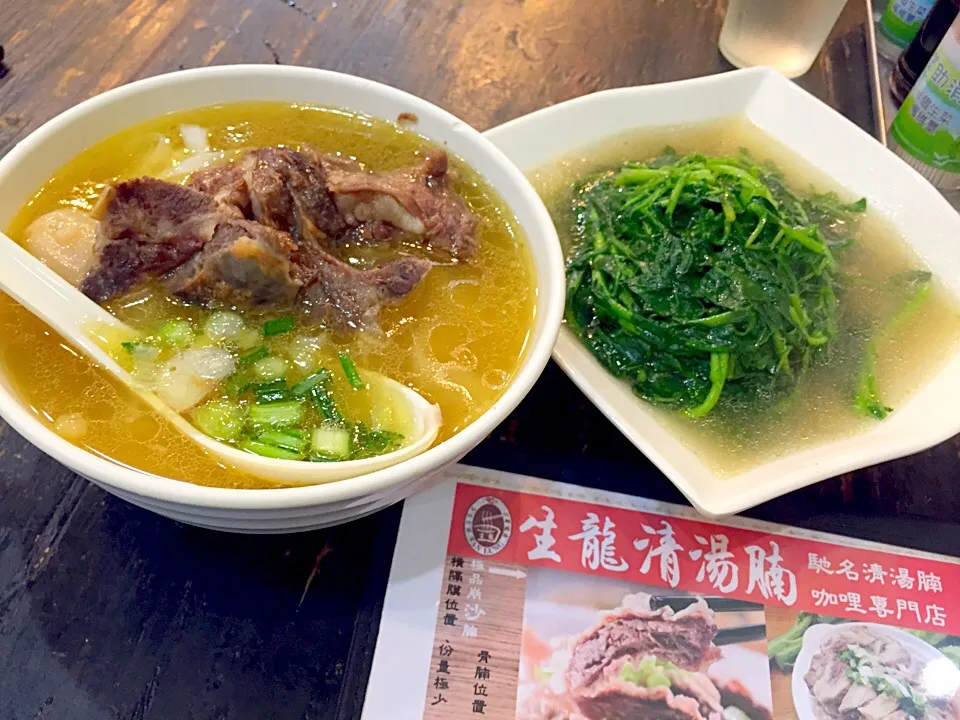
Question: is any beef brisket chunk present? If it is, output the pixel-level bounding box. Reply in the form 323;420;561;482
713;677;773;720
575;680;717;720
81;178;220;302
188;147;346;243
187;164;249;214
297;249;431;331
315;150;479;259
164;219;301;307
565;605;720;692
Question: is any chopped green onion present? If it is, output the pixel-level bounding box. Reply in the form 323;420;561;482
252;355;288;380
193;400;245;442
248;400;302;427
233;327;262;350
310;385;343;424
224;373;251;397
121;341;161;360
239;346;270;365
307;454;338;463
350;421;404;458
263;317;295;337
251;379;289;404
311;426;351;459
256;429;308;452
157;319;195;348
240;439;303;460
291;369;333;398
204;310;245;342
338;352;364;389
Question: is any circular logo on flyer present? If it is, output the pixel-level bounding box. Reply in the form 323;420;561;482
464;496;512;556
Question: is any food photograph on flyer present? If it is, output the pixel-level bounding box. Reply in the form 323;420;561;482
767;608;960;720
372;475;960;720
516;576;771;720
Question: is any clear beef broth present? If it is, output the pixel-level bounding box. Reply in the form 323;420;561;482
533;118;960;476
2;102;536;489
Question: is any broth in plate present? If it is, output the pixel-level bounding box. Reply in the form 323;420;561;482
2;102;536;488
533;117;960;476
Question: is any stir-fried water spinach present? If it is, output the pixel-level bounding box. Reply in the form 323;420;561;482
565;150;926;418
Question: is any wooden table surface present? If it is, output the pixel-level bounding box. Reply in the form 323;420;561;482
1;1;957;718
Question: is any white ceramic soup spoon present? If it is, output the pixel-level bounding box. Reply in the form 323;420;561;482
0;232;442;486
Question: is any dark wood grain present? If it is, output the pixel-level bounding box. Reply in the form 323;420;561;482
0;1;937;719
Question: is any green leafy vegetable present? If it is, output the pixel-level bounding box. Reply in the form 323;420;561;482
768;612;843;671
565;150;865;417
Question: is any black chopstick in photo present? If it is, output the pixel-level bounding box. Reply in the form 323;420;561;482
715;624;767;646
649;595;764;613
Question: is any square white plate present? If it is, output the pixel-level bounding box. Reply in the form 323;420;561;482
483;68;960;517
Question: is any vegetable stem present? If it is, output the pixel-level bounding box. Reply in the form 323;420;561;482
686;353;729;419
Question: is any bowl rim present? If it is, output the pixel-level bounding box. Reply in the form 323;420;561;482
0;64;565;509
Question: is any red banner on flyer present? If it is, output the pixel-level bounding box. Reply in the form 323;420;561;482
448;484;955;636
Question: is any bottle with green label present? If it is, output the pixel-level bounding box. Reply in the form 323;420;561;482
878;0;937;60
890;13;960;187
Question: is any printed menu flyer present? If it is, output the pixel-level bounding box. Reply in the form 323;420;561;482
362;466;960;719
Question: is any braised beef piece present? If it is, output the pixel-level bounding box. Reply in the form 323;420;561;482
575;681;715;720
80;146;466;328
188;147;346;243
186;163;249;213
81;178;220;302
565;605;720;692
297;249;431;330
164;219;302;308
314;150;480;259
713;678;773;720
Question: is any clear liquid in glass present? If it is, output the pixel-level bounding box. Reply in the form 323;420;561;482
719;0;849;78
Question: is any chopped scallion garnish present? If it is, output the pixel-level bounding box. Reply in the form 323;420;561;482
240;439;303;460
338;352;364;390
239;346;270;365
263;317;295;337
251;378;289;404
252;355;288;380
291;369;333;398
193;400;245;442
310;385;343;424
256;429;308;452
157;319;195;348
311;426;351;459
248;400;302;427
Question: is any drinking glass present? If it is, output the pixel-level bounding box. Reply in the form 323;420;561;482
719;0;850;78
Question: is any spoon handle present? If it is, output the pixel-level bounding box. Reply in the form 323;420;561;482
0;232;131;369
0;232;195;432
